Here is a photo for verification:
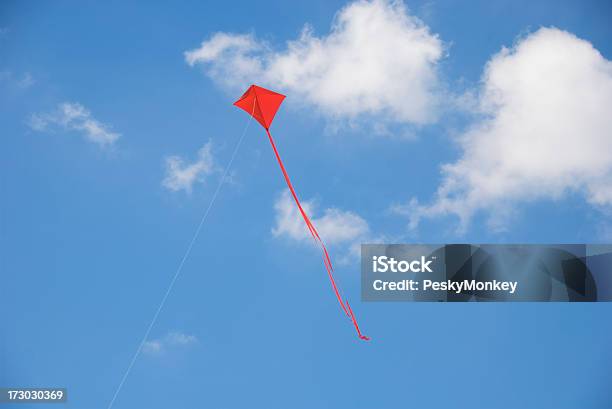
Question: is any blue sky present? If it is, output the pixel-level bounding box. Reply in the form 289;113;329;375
1;1;612;408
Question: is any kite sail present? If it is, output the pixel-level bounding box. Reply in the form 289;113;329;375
234;84;369;341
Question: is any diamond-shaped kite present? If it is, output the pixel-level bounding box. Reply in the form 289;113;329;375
234;84;369;341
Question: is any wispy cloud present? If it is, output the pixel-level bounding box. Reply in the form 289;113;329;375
272;189;380;263
0;71;35;89
16;72;35;89
399;28;612;233
28;102;120;147
273;189;369;245
185;0;443;130
162;141;218;193
142;331;198;355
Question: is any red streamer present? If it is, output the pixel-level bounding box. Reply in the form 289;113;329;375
265;128;370;341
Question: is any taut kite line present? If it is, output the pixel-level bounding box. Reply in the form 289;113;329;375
234;84;369;341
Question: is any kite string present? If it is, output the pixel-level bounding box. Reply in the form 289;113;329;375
264;128;369;341
106;102;255;409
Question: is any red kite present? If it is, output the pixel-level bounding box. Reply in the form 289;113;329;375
234;84;369;341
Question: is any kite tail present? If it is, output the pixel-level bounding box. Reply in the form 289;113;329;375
265;128;370;341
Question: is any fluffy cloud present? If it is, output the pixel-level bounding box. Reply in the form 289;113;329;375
185;0;443;127
142;331;198;355
401;28;612;232
29;102;120;146
272;189;370;258
162;141;217;193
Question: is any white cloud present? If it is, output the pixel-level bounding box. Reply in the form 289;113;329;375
272;189;370;263
185;0;443;127
162;141;217;193
400;28;612;232
0;71;35;89
142;331;198;355
29;102;120;146
141;340;162;354
17;72;35;89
